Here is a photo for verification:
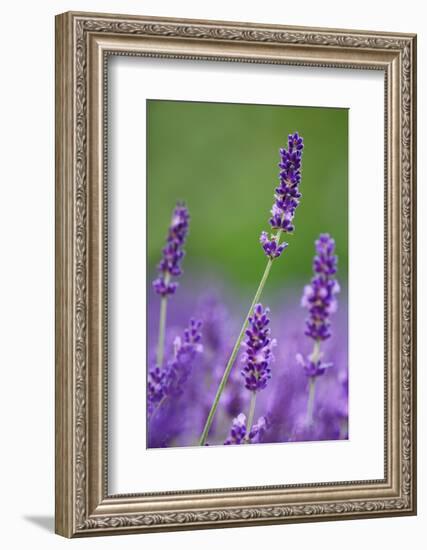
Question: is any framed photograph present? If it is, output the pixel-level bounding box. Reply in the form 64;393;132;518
55;11;417;537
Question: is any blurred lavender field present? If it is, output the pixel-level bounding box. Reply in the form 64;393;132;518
147;281;348;448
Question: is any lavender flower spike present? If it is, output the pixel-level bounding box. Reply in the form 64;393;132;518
240;303;274;442
153;202;189;297
302;233;340;345
260;132;304;259
241;304;275;392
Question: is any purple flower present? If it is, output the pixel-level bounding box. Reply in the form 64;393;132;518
147;366;167;417
241;304;275;392
249;415;269;443
153;203;189;296
197;293;231;354
260;132;304;256
224;413;247;444
302;234;340;342
260;132;304;258
296;353;333;377
313;233;338;276
147;318;203;418
224;413;269;444
152;278;178;297
260;231;288;259
164;318;203;397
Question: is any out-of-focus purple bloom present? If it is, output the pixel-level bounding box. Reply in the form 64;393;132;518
296;353;333;377
260;231;288;259
197;294;230;354
152;278;178;297
148;318;202;419
241;304;275;392
258;295;348;445
147;366;166;417
164;318;203;397
194;294;245;425
224;413;269;444
249;415;269;443
153;203;189;296
266;132;304;235
314;233;338;276
302;234;340;342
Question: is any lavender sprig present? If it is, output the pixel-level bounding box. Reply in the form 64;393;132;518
199;133;304;446
298;233;340;426
200;136;303;446
153;203;189;368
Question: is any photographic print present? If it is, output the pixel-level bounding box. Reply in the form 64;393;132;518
147;100;348;448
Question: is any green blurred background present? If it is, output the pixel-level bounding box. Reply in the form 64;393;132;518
147;100;348;295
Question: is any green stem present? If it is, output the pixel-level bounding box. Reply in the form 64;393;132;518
310;340;321;363
306;339;321;427
245;392;257;443
156;273;170;368
306;377;316;427
199;257;274;445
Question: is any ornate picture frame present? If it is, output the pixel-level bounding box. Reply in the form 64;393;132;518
55;11;417;537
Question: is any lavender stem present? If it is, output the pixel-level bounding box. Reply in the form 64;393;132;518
156;273;170;369
245;392;257;442
305;340;321;426
310;340;321;363
306;377;316;427
198;255;274;445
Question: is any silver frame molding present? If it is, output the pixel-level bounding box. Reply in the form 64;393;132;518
55;11;417;537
